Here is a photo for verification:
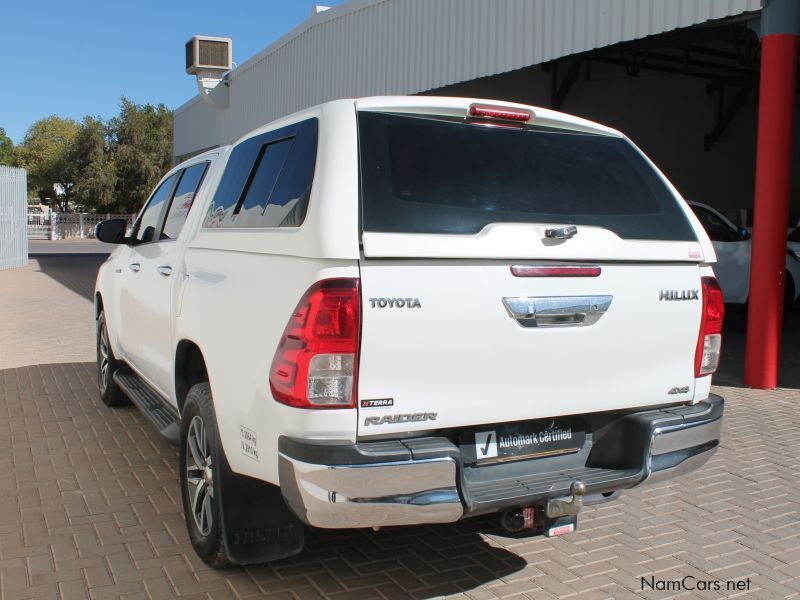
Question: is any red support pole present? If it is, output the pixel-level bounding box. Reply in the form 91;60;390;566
744;33;799;389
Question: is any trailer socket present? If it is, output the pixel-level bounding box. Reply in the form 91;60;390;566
500;506;537;533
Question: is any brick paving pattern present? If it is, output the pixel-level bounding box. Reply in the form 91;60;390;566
1;252;799;599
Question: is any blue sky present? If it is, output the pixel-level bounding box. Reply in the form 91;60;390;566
3;0;347;143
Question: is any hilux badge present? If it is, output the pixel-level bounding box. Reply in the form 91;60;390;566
659;290;699;301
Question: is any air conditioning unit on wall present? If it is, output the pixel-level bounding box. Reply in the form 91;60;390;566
185;35;232;74
185;35;233;109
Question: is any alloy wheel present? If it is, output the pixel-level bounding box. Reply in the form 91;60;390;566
185;415;215;537
98;323;110;393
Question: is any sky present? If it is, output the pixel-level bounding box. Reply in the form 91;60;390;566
2;0;347;144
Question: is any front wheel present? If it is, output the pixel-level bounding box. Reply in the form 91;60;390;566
180;383;231;568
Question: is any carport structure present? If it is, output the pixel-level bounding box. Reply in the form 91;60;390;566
174;0;800;387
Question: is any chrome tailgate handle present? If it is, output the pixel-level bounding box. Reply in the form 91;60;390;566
502;295;612;328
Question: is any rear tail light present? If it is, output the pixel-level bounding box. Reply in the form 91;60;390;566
695;276;724;377
269;279;360;408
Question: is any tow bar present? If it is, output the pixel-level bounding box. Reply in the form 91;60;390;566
546;481;586;518
500;480;586;537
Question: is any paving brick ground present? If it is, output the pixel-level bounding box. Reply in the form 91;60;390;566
0;254;104;370
1;253;799;599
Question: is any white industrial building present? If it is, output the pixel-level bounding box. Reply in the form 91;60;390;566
173;0;800;221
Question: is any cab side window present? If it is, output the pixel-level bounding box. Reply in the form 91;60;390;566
135;174;178;243
161;163;209;240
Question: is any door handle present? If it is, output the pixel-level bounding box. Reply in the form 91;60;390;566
128;262;141;272
157;265;173;277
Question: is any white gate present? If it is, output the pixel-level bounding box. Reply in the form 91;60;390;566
0;166;28;270
27;213;51;240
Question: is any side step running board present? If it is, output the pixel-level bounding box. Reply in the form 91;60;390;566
113;368;181;445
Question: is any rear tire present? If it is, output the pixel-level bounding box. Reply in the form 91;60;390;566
180;383;231;569
96;311;129;407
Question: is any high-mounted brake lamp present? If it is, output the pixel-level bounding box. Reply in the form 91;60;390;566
467;104;533;123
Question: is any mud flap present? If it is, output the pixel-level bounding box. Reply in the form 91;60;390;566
216;449;305;565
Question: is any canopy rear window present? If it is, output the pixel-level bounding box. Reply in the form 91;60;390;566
357;112;696;241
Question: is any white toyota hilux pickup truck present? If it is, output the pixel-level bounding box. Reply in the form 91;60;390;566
94;96;724;567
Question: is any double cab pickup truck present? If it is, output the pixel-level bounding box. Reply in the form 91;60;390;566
94;96;724;567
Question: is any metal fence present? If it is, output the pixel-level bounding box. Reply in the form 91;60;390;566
28;212;135;240
0;166;28;270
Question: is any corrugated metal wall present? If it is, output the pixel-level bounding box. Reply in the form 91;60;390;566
0;166;28;270
174;0;761;158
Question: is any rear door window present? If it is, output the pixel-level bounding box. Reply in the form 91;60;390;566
204;119;318;228
357;112;696;241
161;162;209;240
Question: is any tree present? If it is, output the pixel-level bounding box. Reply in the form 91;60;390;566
69;117;117;211
109;97;173;213
16;116;80;211
0;128;15;166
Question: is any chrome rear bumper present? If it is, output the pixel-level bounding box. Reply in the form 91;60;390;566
278;395;723;529
646;399;723;483
278;455;463;528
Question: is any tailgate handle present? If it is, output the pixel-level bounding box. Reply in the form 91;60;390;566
502;295;612;328
545;225;578;239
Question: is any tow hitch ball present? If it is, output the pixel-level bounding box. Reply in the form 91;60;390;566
546;481;586;518
501;481;586;537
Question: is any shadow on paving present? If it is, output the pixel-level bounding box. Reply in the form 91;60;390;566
713;303;800;390
0;362;526;598
28;253;107;303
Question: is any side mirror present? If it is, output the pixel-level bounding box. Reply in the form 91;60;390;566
738;227;751;241
95;219;129;244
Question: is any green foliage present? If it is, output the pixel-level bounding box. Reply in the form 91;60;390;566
69;117;117;210
14;98;173;213
109;98;173;213
16;116;80;210
0;128;15;166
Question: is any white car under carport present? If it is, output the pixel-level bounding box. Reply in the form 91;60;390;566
689;201;800;307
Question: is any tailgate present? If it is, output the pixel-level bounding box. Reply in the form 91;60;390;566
354;104;709;437
357;261;702;437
